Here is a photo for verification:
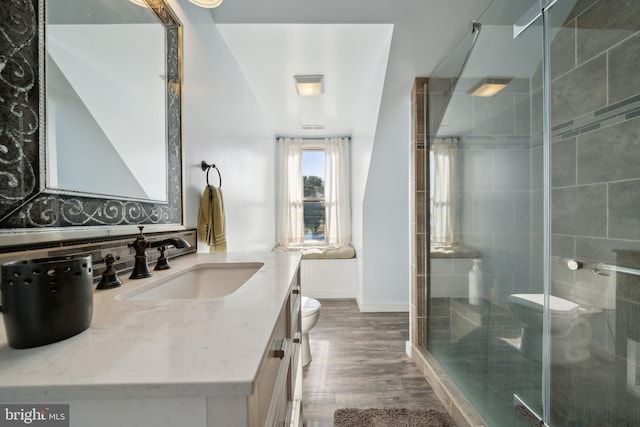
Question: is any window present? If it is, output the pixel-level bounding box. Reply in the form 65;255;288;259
430;138;459;248
277;137;351;248
302;150;326;243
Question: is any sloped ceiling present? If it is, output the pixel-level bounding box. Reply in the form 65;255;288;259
209;0;495;139
217;23;393;137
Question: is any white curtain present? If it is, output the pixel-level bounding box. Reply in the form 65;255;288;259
324;137;351;246
277;138;304;246
431;137;458;247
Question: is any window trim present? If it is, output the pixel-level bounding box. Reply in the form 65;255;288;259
277;136;352;249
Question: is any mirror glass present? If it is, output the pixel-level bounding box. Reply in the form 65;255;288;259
45;0;167;201
0;0;182;246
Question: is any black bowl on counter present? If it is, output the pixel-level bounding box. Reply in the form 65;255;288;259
1;255;93;349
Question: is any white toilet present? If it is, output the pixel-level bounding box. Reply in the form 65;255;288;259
508;293;594;363
508;259;616;364
301;297;321;366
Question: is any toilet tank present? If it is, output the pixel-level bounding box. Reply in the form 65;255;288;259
552;259;616;310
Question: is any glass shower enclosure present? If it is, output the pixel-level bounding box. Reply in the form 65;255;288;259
424;0;640;425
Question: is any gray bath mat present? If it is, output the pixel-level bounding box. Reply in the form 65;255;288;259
333;407;455;427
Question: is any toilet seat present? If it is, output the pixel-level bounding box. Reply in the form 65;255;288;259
300;297;321;366
509;293;593;364
302;297;321;317
509;293;579;315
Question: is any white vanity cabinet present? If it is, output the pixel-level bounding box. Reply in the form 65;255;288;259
0;252;303;427
247;270;303;427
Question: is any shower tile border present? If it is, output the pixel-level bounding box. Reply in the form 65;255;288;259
553;95;640;141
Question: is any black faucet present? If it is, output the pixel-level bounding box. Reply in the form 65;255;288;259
129;226;191;279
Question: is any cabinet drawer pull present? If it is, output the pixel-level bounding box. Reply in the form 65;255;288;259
274;338;288;359
292;287;300;295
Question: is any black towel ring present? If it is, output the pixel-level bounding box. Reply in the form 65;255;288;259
201;161;222;188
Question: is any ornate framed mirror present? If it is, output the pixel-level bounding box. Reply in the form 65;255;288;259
0;0;183;246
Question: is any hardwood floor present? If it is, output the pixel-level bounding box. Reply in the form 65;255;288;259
302;299;452;426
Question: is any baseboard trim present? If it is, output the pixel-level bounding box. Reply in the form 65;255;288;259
355;300;409;312
303;290;356;299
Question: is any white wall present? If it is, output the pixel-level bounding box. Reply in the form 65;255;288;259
171;1;276;253
169;0;491;311
359;78;411;312
171;0;431;311
350;30;394;310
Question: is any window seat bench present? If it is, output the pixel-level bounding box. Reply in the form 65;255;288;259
273;244;355;259
273;245;356;298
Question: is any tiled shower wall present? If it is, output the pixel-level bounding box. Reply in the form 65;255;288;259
423;74;537;304
412;0;640;348
409;75;536;340
534;0;640;265
452;80;535;301
410;76;490;427
410;2;640;425
539;0;640;359
410;78;428;350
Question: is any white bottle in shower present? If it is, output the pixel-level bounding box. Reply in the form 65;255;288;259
468;259;483;305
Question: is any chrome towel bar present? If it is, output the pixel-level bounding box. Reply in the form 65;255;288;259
552;256;640;277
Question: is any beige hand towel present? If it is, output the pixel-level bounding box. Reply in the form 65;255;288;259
197;185;227;253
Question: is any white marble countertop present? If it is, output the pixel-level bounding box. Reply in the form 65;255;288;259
0;251;301;402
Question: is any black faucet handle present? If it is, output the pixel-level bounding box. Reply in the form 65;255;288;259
104;253;120;266
129;226;146;245
154;246;171;271
97;253;123;290
129;226;150;253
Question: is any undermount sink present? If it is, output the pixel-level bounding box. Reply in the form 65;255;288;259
116;262;263;301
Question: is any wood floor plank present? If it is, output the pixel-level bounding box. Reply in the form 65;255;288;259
302;299;453;426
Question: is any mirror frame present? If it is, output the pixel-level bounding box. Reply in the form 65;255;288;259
0;0;184;247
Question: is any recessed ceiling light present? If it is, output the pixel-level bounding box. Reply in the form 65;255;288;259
294;75;324;96
469;78;512;97
188;0;224;8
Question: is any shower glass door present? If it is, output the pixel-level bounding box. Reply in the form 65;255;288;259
546;0;640;425
426;0;640;425
426;0;545;425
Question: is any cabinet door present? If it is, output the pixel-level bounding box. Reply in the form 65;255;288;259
249;307;287;427
249;268;303;427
